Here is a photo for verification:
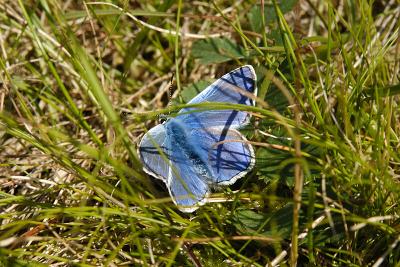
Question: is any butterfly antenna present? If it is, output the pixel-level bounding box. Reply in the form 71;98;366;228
167;73;175;116
159;73;175;123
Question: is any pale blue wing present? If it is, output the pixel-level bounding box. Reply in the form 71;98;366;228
138;124;170;182
139;120;211;211
139;65;257;212
167;157;209;211
164;119;211;210
178;65;257;128
190;126;255;184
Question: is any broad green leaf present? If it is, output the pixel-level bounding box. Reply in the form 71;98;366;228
248;0;298;32
234;204;295;239
179;80;210;103
191;38;246;64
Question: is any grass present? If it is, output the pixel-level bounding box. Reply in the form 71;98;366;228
0;0;399;266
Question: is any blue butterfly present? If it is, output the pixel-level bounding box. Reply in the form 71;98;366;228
138;65;257;212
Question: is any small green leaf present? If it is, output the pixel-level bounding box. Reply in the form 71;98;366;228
234;210;268;232
268;29;284;46
256;145;294;185
179;80;210;103
247;0;298;32
191;38;246;64
234;204;295;239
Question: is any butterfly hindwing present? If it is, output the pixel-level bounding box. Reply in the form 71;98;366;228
190;126;255;184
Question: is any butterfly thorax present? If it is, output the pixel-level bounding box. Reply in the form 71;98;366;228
165;119;214;181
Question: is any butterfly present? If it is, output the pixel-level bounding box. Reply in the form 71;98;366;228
138;65;257;212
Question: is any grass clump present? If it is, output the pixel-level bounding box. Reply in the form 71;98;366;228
0;0;399;266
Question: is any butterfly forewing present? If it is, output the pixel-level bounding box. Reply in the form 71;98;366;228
178;65;257;128
138;124;169;181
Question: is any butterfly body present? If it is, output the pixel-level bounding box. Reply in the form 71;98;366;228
139;65;257;212
165;119;214;181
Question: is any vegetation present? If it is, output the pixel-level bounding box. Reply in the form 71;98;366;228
0;0;399;266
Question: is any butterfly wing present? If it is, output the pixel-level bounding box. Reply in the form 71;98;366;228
138;120;210;212
138;124;170;182
164;119;211;211
139;65;257;212
191;126;255;185
178;65;256;183
167;153;209;211
178;65;257;128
